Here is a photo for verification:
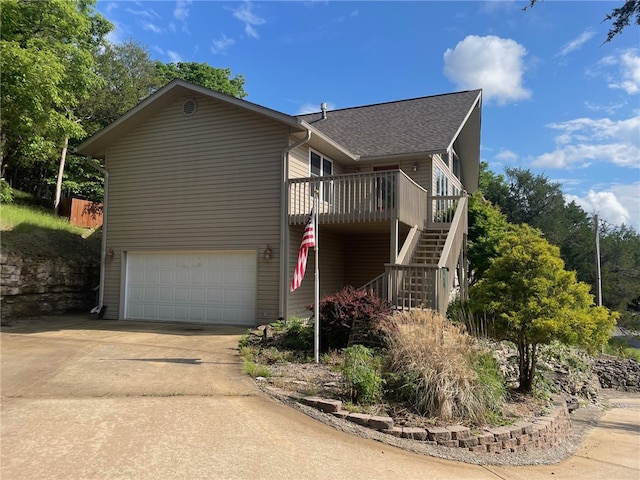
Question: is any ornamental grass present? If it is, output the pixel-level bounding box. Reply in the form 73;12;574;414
382;309;505;425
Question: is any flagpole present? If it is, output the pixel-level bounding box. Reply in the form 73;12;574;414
314;189;320;363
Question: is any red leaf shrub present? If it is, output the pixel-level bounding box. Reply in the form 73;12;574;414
308;286;391;351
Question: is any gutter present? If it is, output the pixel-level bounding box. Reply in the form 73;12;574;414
279;129;312;319
82;157;109;316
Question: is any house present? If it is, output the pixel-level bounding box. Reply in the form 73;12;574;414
76;79;481;326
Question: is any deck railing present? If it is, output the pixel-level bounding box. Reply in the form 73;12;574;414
288;170;427;227
361;196;468;316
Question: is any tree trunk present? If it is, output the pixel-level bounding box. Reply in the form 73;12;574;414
517;338;535;393
53;136;69;212
0;130;5;178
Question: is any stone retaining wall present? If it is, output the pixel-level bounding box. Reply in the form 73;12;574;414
270;387;571;454
1;253;99;318
592;356;640;391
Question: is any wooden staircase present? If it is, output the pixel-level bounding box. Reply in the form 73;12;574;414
360;196;468;316
387;229;448;310
411;229;448;265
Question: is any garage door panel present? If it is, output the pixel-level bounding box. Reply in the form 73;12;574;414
125;251;257;325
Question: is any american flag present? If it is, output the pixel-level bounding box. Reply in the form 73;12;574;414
290;209;315;292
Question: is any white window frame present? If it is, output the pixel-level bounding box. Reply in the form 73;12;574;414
309;149;334;204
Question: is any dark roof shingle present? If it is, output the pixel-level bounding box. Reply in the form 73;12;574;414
296;90;481;159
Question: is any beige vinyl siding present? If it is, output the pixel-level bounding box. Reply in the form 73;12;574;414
288;144;345;179
102;94;289;323
287;226;345;319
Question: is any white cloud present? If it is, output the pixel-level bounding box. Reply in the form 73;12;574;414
174;1;191;21
298;102;337;115
211;34;235;55
443;35;531;105
591;48;640;95
334;9;359;23
105;2;118;14
495;149;519;162
126;8;160;20
232;2;266;39
533;116;640;169
143;22;163;34
608;49;640;94
566;185;640;230
167;50;182;63
556;30;595;57
173;0;191;32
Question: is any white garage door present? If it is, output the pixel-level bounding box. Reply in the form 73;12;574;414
125;251;256;325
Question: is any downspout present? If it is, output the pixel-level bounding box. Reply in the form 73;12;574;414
84;157;109;315
279;129;312;320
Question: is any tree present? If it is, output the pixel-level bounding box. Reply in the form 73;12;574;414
467;193;509;284
155;61;248;98
524;0;640;43
80;40;162;135
1;0;112;209
600;224;640;327
470;224;617;393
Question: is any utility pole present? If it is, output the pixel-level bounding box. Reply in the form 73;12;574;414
595;213;602;307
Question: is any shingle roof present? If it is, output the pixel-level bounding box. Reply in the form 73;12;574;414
296;90;481;159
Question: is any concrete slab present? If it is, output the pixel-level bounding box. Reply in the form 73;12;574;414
1;316;639;480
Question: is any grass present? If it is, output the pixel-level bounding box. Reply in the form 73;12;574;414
604;337;640;362
1;203;86;234
1;196;101;262
242;359;271;378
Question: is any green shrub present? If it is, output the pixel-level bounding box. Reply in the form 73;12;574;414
311;286;391;351
281;316;314;351
342;345;384;405
0;179;13;203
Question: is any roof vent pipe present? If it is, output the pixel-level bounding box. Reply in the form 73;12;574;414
321;102;327;120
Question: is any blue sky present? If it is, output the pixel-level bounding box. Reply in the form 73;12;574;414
98;0;640;230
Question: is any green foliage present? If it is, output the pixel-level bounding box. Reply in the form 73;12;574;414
155;61;247;98
0;202;84;234
470;224;618;392
604;337;640;362
467;193;508;283
312;286;391;351
1;0;112;171
479;166;639;330
0;179;14;203
81;40;161;135
600;224;640;321
342;345;384;405
281;317;314;351
242;359;271;378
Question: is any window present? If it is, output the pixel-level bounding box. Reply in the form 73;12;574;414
310;150;333;203
435;166;449;196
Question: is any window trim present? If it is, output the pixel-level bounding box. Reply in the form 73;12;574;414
309;149;334;204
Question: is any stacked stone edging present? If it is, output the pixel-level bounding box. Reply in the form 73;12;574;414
277;388;571;454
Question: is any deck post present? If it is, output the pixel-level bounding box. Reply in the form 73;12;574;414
390;218;399;263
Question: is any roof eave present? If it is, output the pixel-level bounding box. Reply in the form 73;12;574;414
300;120;360;161
359;149;447;162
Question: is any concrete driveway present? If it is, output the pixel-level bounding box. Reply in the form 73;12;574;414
1;315;639;480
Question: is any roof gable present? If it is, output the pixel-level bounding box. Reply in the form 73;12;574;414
76;79;304;158
296;90;482;159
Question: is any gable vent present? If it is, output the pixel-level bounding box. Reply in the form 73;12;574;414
182;98;197;116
